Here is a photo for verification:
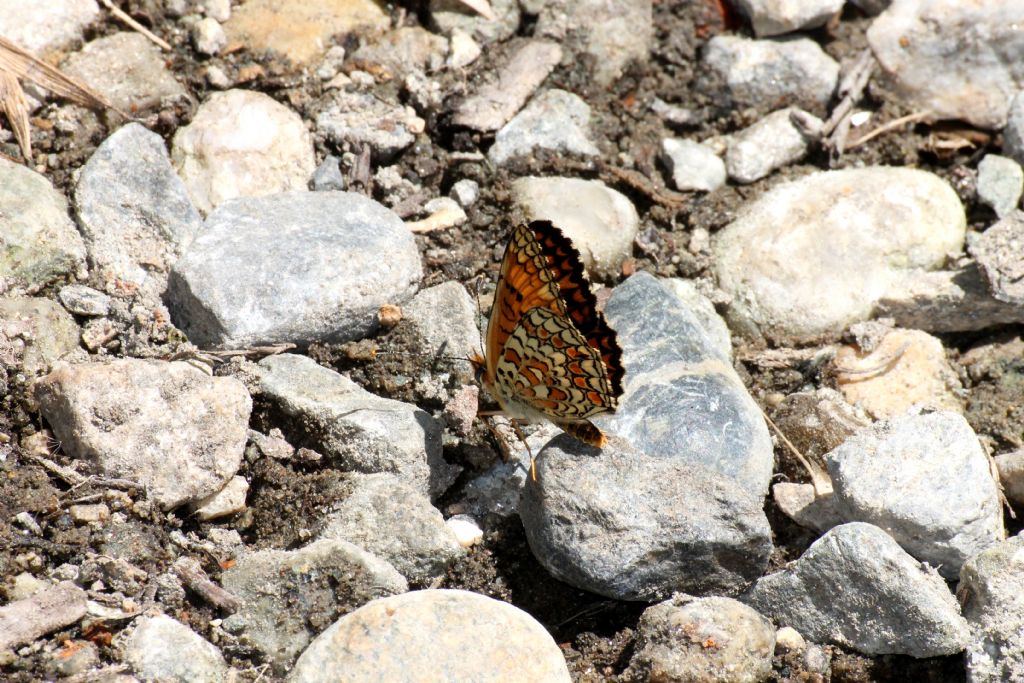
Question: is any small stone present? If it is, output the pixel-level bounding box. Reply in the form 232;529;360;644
626;595;776;683
775;626;806;653
652;98;697;127
826;410;1003;578
0;297;81;377
0;582;87;651
123;615;228;682
349;26;448;79
222;539;406;672
772;482;843;533
310;155;345;191
833;328;963;419
451;40;562;132
994;449;1024;506
193;16;227;55
287;590;571;682
0;158;86;291
446;515;483;547
969;210;1024;305
316;90;425;162
489;89;599;165
8;573;49;600
713;167;966;342
701;35;839;114
734;0;844;36
34;359;252;510
58;285;111;316
62;32;187;112
0;0;99;55
225;0;388;65
726;107;820;184
977;154;1024;218
450;178;479;207
447;28;481;68
430;0;520;45
318;473;464;583
867;0;1024;129
202;0;230;21
190;475;248;520
205;65;232;89
442;385;479;438
315;45;347;80
511;176;638;279
69;503;110;524
744;523;970;657
1005;92;1024;167
406;197;467;233
661;138;725;192
172;89;315;214
46;639;99;678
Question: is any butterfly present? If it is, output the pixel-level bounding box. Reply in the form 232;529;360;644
471;220;625;477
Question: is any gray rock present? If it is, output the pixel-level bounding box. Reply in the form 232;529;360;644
318;473;463;584
652;97;697;128
451;40;562;132
867;0;1024;129
189;474;248;521
192;16;226;55
626;595;775;683
167;191;422;349
1005;91;1024;167
701;35;839;114
401;281;480;390
430;0;520;45
661;278;733;362
75;123;202;301
62;32;187;112
0;581;87;651
0;157;86;292
977;154;1023;218
489;89;599;165
221;539;407;673
257;354;454;498
970;210;1024;305
713;167;966;343
122;614;228;682
726;108;820;184
772;482;844;533
349;26;448;78
535;0;651;86
602;272;773;495
287;589;571;682
744;522;970;657
0;297;81;376
310;155;344;191
958;535;1024;683
520;435;772;601
316;90;425;162
0;0;99;55
172;89;315;214
450;178;479;207
511;176;638;279
35;359;251;510
735;0;843;36
994;449;1024;506
826;411;1003;578
58;284;111;316
661;138;726;192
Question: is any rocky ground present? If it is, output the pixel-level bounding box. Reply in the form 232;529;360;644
2;0;1024;681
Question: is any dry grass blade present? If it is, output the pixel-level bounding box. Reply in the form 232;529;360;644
0;35;123;117
455;0;497;21
0;70;31;160
99;0;172;51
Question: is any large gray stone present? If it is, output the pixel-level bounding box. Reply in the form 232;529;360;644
257;353;453;498
167;191;422;349
0;0;99;55
221;539;407;673
733;0;844;37
123;614;228;683
75;123;202;300
35;359;251;510
744;523;970;657
0;158;86;292
521;435;772;601
288;590;571;682
488;89;599;164
826;411;1003;578
602;272;773;495
713;167;966;343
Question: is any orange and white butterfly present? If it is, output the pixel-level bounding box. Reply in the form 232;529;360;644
470;220;625;474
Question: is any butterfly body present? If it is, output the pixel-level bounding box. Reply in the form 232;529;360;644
471;221;624;450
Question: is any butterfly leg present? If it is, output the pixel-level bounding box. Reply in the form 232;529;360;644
509;419;537;481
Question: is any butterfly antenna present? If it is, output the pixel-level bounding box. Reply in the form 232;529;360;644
472;276;486;359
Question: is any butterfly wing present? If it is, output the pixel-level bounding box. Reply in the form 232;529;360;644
494;306;620;422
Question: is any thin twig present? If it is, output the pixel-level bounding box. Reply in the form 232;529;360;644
24;451;86;487
99;0;172;51
761;409;831;496
846;110;932;149
172;557;242;614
